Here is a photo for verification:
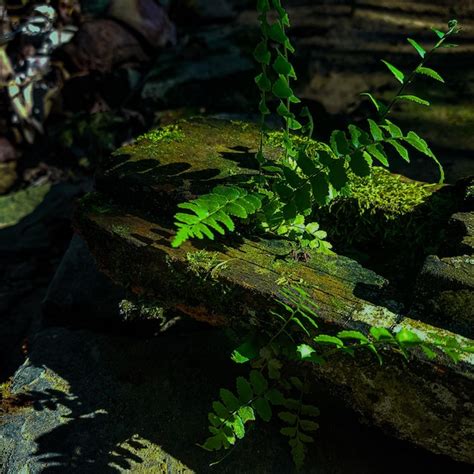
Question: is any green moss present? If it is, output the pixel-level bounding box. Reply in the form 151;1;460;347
42;369;71;394
136;124;185;144
185;250;228;279
317;167;454;250
0;162;16;194
118;298;165;322
0;378;13;400
265;131;332;156
111;224;131;237
79;192;117;215
347;167;437;219
0;184;51;229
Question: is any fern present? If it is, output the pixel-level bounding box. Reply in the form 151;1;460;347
201;283;474;469
171;2;459;253
171;185;263;247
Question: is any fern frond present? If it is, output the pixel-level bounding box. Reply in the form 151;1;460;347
172;185;263;247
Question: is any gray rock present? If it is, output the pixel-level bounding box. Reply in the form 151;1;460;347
42;235;125;323
1;327;470;473
411;255;474;338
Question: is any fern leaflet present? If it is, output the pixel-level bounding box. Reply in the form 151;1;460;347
172;185;263;247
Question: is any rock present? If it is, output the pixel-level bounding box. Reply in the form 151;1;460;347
411;255;474;338
140;26;255;110
444;212;474;256
0;184;51;229
42;235;125;324
1;326;470;473
108;0;177;48
170;0;237;24
74;118;474;463
0;162;17;195
0;138;16;163
60;19;148;73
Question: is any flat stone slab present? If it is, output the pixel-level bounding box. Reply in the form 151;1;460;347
74;118;474;463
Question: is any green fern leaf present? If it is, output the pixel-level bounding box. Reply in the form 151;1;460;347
349;150;371;177
388;139;410;162
381;60;405;84
360;92;386;113
366;144;389;166
407;38;426;58
368;119;384;141
416;66;445;82
172;186;262;247
253;397;272;421
398;95;430;106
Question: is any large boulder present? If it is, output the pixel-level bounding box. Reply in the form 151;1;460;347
73;118;474;463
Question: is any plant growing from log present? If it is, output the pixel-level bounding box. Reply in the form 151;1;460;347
171;1;460;250
200;286;474;469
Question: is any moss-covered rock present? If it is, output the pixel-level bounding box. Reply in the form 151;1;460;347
74;118;474;463
0;184;51;229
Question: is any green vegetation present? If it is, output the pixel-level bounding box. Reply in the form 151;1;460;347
171;1;459;252
202;286;474;469
136;124;184;144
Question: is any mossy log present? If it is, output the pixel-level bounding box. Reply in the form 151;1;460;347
74;118;474;463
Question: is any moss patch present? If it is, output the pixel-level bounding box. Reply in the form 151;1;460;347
0;184;51;229
317;167;454;249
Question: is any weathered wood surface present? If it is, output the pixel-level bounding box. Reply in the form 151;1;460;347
75;119;474;463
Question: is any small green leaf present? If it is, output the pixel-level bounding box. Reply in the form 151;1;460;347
360;92;386;113
233;416;245;439
416;67;445;83
296;344;315;360
249;370;268;395
327;158;348;191
301;404;320;417
396;328;422;346
254;41;271;65
338;330;369;343
266;388;285;405
259;98;270;115
407;38;426;58
201;435;222;451
388;139;410;162
330;130;351;156
280;426;297;437
212;401;229;419
310;173;330;206
313;334;344;347
397;95;430;106
253;397;272;422
366;144;389;167
236;376;253;403
273;52;293;76
421;345;437;360
272;76;293;99
368;119;383;141
220;388;240;411
231;340;259;364
255;73;272;91
381;60;405;84
289;376;304;391
300;419;319;431
278;411;297;424
266;22;286;43
370;327;395;342
238;406;256;424
431;27;445;39
349;150;371;177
